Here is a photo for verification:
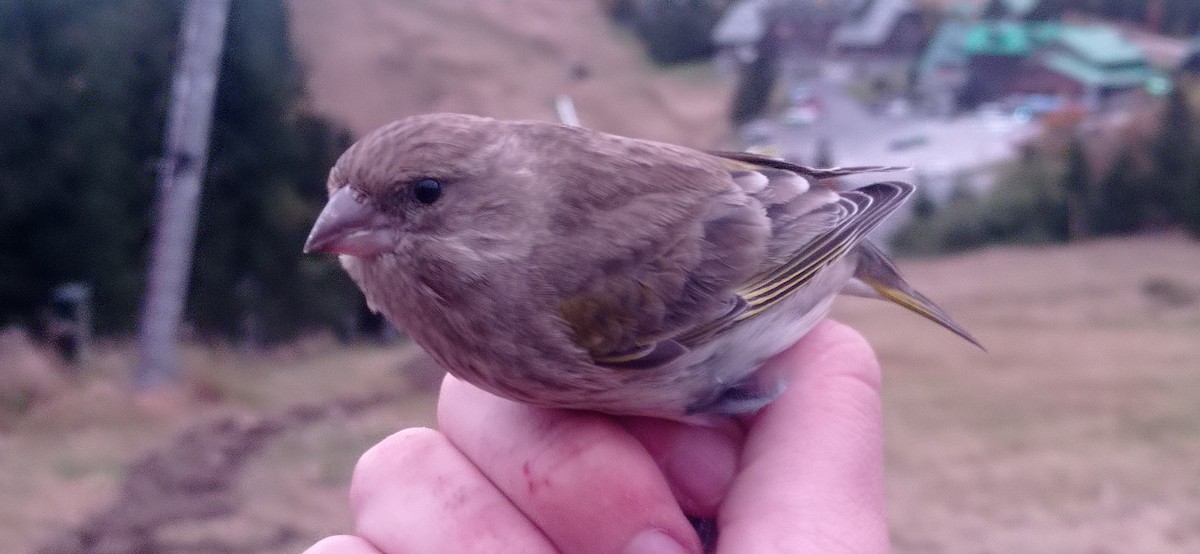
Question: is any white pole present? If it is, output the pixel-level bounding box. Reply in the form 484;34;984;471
555;94;581;127
135;0;232;389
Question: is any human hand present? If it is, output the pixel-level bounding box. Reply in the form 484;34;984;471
305;320;887;553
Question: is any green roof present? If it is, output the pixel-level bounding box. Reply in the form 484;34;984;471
919;20;971;75
1041;52;1153;88
962;22;1059;56
960;23;1148;65
1054;26;1144;66
963;22;1033;55
922;19;1165;93
1146;75;1172;96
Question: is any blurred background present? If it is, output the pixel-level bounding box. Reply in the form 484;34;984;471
1;0;1199;552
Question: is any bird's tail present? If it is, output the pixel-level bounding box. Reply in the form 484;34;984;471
850;241;983;349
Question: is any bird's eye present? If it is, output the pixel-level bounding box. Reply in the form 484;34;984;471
412;178;442;204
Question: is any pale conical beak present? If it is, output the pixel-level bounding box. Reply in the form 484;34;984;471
304;187;393;256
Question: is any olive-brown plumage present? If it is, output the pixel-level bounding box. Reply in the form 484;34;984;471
306;113;977;418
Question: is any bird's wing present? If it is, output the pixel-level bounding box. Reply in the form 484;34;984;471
671;183;914;347
708;150;907;181
581;153;913;368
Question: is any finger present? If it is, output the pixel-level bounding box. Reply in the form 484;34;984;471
718;320;888;553
350;427;557;554
438;376;703;554
619;416;742;518
303;535;381;554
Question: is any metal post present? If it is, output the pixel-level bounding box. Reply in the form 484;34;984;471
135;0;231;389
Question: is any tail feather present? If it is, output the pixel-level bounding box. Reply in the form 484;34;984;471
853;242;984;350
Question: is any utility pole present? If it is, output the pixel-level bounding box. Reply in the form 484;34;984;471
135;0;231;389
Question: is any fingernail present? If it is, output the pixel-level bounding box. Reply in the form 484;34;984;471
623;529;692;554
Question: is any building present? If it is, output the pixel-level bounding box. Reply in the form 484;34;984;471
916;10;973;115
1179;38;1200;75
712;0;769;74
713;0;926;76
1032;25;1169;104
919;19;1167;112
980;0;1065;22
832;0;927;65
766;0;872;57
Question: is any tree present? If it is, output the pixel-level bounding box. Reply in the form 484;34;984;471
910;184;937;220
893;152;1070;255
729;32;779;125
0;0;183;333
1093;151;1146;235
630;0;727;65
1181;165;1200;237
983;150;1069;244
0;0;360;342
1061;137;1090;239
186;0;361;342
814;137;835;168
1153;82;1200;236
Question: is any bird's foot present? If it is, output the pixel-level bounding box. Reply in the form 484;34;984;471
686;378;786;416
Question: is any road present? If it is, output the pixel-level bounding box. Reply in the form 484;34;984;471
761;64;1037;203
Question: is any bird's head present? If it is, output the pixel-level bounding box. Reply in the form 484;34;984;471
304;113;533;260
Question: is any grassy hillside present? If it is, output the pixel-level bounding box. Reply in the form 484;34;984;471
286;0;734;148
5;235;1199;552
836;234;1200;552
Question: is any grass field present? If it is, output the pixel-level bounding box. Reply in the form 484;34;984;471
3;235;1198;552
841;234;1200;553
285;0;735;148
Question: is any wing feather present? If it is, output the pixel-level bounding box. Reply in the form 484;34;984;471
578;151;913;368
737;182;912;316
674;181;913;347
709;150;907;181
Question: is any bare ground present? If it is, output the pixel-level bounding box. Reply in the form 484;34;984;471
4;235;1199;552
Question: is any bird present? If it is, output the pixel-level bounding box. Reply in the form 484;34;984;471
305;113;979;419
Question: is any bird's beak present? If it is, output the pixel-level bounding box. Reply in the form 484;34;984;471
304;187;393;256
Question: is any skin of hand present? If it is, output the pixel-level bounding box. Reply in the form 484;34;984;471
303;320;888;554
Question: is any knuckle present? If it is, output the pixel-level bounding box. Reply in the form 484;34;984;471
350;427;443;509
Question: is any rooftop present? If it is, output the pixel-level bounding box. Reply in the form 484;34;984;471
922;19;1166;93
712;0;768;46
961;22;1054;56
1055;25;1145;67
919;18;972;74
960;22;1147;65
832;0;917;49
713;0;886;46
1041;52;1153;87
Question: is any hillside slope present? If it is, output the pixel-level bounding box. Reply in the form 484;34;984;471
286;0;733;147
834;234;1200;552
6;235;1200;552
